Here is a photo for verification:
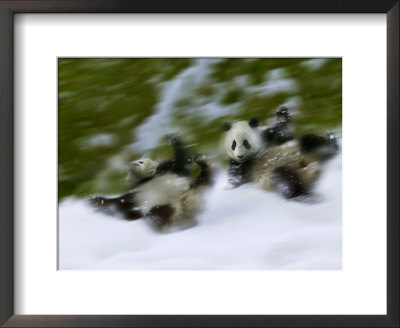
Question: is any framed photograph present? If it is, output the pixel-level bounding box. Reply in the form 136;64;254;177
57;57;342;270
0;1;398;327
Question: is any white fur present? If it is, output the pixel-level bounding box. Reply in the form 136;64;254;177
133;173;203;228
135;174;190;213
224;121;262;162
127;158;159;184
251;145;321;191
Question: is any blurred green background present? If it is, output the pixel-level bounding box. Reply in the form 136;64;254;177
58;58;342;201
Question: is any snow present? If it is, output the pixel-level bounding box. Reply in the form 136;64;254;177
84;134;115;147
59;153;342;270
250;68;298;96
302;58;328;70
132;59;218;152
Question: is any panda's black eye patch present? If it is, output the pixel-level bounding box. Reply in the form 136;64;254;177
139;161;143;164
231;140;237;151
243;139;251;149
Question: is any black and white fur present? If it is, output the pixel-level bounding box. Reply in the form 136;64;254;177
90;137;213;231
263;106;339;160
299;131;339;161
262;106;294;146
126;134;193;188
223;118;320;199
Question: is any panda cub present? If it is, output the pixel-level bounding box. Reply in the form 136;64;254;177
223;118;320;199
90;136;213;231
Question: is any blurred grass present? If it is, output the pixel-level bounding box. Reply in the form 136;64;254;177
58;58;341;201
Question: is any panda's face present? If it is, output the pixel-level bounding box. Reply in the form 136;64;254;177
224;121;262;163
128;158;159;179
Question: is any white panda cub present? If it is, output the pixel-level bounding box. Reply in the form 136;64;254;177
90;154;213;232
223;118;320;199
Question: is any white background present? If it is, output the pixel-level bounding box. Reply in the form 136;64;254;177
14;14;386;315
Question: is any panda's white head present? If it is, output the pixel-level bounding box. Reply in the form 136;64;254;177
223;118;262;163
127;158;159;183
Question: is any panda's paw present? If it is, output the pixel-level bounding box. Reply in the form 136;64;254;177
88;195;111;213
227;176;242;189
163;133;181;144
89;195;102;206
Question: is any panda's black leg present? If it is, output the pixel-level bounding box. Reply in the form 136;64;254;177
89;191;143;220
228;161;242;188
190;154;213;189
300;133;339;160
263;124;293;146
89;195;115;214
270;166;306;199
169;135;193;176
156;134;193;177
155;159;175;175
145;204;175;231
262;127;276;144
227;159;253;188
114;191;144;220
299;134;325;153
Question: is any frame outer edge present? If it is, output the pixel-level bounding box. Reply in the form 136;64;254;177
0;1;14;327
387;2;400;326
1;0;399;13
1;1;399;327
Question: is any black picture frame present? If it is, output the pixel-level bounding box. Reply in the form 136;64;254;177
0;1;398;327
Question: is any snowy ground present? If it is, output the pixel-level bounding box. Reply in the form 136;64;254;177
59;153;342;270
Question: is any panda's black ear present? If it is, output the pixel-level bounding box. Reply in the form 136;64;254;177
222;122;232;131
249;117;259;128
